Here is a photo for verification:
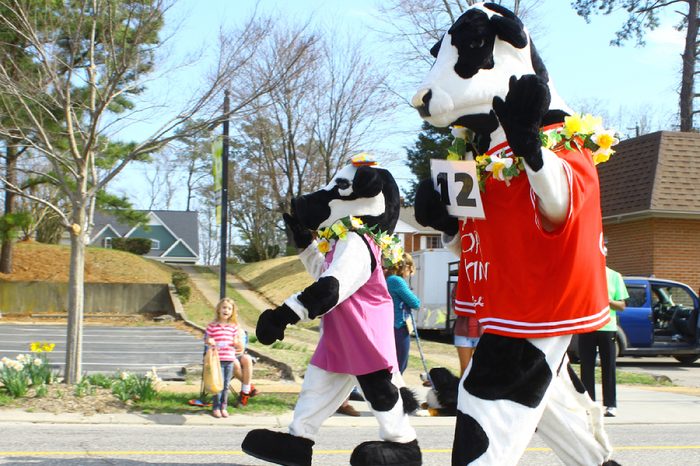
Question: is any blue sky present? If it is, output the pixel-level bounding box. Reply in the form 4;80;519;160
112;0;685;208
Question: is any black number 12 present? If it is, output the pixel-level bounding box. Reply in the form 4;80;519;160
437;172;476;207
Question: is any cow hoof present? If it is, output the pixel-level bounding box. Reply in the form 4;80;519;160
350;439;422;466
241;429;313;466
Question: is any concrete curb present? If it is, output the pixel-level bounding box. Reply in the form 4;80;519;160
1;386;698;428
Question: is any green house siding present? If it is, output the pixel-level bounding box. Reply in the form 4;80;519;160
164;241;196;258
128;225;176;253
93;226;119;248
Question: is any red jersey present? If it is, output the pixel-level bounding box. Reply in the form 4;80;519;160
205;321;239;361
454;139;609;338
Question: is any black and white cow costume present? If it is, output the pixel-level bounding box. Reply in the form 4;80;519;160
242;158;422;466
412;3;621;466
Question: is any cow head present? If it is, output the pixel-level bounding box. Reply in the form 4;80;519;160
411;2;570;152
291;158;400;234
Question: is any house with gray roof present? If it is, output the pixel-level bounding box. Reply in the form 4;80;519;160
90;210;199;264
396;207;443;253
598;131;700;292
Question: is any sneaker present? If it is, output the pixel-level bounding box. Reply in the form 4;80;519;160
337;403;361;417
212;409;222;418
249;385;259;398
604;407;617;417
237;392;250;407
221;408;229;418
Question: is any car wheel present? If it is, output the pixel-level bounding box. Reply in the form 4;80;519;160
673;355;699;365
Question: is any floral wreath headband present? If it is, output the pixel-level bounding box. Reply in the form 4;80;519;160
448;113;619;192
316;216;404;268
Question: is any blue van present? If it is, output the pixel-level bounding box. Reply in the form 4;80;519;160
569;277;700;365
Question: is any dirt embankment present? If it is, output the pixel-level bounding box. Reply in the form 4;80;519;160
0;241;173;284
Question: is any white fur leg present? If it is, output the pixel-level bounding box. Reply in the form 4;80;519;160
456;335;570;465
537;360;613;465
366;372;416;443
289;364;355;441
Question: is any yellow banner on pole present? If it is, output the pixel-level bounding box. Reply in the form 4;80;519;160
211;136;223;192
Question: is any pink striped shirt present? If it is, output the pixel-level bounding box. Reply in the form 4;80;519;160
205;322;239;362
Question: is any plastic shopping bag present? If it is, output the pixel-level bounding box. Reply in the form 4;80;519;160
203;347;224;394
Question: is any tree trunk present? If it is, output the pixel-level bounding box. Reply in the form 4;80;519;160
64;210;87;384
0;141;19;274
679;0;698;131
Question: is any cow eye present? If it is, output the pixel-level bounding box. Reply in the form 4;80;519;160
335;178;351;190
469;38;485;49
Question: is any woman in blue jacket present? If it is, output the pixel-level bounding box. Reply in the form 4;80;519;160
384;253;421;374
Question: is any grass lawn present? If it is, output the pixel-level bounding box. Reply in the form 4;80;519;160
135;390;297;415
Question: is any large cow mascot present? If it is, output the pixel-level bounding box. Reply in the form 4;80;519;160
412;3;621;466
242;155;422;466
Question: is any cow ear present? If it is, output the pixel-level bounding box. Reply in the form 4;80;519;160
352;166;383;198
430;35;444;58
490;14;528;49
484;3;518;20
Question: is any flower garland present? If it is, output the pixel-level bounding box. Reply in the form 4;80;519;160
316;216;404;268
448;114;619;192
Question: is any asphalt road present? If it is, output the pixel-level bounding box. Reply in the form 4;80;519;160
0;423;698;465
0;324;203;379
3;323;699;387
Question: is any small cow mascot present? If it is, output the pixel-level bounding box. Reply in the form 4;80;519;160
242;155;422;466
412;3;621;466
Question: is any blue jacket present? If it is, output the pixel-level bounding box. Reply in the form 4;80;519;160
386;274;421;329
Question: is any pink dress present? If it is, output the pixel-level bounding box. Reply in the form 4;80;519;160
310;236;398;375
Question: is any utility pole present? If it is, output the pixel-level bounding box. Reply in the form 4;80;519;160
219;90;229;299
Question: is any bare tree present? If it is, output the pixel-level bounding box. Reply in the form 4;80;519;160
572;0;697;131
232;23;396;251
310;33;395;183
0;0;314;383
144;163;168;210
372;1;536;101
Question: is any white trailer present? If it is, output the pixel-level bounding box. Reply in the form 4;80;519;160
407;249;459;333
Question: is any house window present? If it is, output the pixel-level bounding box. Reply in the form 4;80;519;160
103;237;112;248
425;235;442;249
150;240;160;250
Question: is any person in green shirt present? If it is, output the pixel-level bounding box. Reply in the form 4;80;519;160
578;265;629;417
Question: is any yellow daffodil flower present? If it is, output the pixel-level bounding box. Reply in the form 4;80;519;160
451;125;469;140
30;342;41;353
391;246;404;264
379;235;395;249
485;154;513;181
317;238;331;254
563;113;583;138
318;228;332;240
592;131;619;151
592;149;613;165
475;154;489;166
350;217;363;229
331;221;348;239
580;114;602;134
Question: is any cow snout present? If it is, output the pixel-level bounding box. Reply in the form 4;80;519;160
412;88;432;117
411;86;454;123
291;192;332;231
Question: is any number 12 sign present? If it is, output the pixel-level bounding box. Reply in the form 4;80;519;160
430;159;485;219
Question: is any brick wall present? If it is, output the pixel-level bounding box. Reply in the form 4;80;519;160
604;218;700;293
652;219;700;293
604;221;654;277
